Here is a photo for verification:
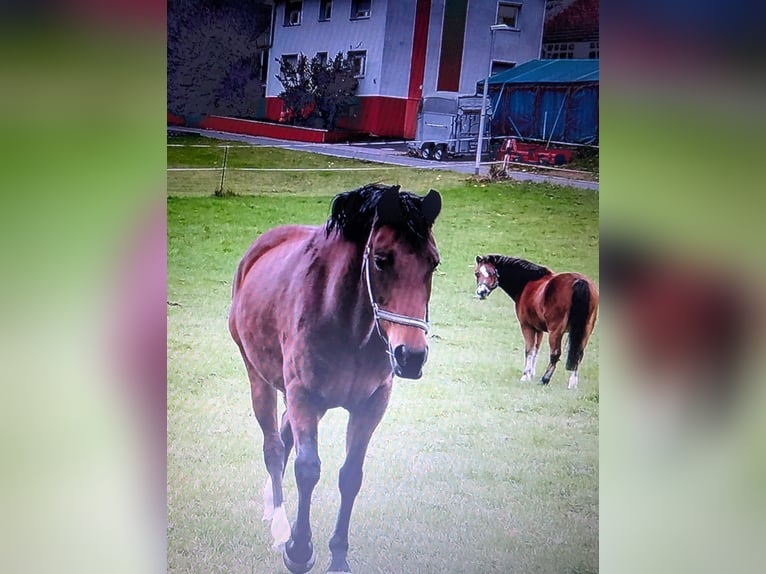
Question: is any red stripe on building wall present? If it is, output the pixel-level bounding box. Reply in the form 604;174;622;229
338;96;409;137
266;96;410;139
436;0;468;92
408;0;431;100
198;115;352;143
404;0;432;138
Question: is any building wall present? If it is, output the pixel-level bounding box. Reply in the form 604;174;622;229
267;0;392;99
458;1;546;92
266;0;545;138
378;1;418;97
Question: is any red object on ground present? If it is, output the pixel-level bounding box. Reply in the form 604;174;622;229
496;138;575;166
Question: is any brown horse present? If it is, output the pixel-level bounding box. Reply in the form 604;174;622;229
229;184;442;573
474;255;598;389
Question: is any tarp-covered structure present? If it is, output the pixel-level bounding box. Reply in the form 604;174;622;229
480;59;599;145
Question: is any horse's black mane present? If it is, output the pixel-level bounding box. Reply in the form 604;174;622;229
486;255;551;278
484;255;552;300
325;183;432;244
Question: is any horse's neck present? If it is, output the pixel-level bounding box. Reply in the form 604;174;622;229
497;262;537;301
498;278;525;301
319;237;378;343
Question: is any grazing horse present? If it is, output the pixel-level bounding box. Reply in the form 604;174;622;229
474;255;598;389
229;184;442;573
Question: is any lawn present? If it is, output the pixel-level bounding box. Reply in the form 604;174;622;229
167;138;599;574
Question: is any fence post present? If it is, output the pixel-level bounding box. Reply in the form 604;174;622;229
218;145;229;193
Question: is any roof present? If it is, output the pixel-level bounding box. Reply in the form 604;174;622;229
485;59;599;85
544;0;599;43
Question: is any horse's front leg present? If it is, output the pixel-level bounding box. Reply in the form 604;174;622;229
283;387;324;574
520;326;539;382
328;384;391;573
241;358;291;550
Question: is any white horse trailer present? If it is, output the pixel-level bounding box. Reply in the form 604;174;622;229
407;92;489;161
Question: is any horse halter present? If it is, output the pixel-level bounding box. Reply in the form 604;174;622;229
361;222;431;343
477;263;500;291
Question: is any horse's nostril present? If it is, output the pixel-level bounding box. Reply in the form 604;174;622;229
393;345;428;369
394;344;407;366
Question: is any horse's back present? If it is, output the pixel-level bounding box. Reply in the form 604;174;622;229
519;272;597;331
232;225;316;298
544;272;596;295
543;272;599;325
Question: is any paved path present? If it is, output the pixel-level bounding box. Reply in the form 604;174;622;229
169;126;599;191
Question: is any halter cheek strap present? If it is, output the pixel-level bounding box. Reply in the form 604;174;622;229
478;264;499;290
361;222;431;344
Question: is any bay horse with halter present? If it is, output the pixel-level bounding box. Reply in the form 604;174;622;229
474;255;598;389
229;184;442;573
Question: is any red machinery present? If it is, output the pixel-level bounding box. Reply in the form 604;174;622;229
498;138;574;167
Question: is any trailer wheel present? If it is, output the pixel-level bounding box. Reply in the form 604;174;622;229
433;145;446;161
420;144;434;160
554;153;566;166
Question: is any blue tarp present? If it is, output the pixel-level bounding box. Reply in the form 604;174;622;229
481;59;599;145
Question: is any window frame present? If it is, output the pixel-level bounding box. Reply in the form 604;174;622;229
284;0;303;27
319;0;333;22
350;0;372;20
542;43;575;59
347;50;367;78
490;60;516;76
282;53;299;69
496;2;521;29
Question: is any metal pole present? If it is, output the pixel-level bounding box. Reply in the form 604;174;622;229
474;29;495;176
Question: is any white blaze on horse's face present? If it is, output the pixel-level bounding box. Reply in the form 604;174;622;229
370;226;437;379
475;262;496;300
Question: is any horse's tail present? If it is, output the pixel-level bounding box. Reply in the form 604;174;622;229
566;279;591;370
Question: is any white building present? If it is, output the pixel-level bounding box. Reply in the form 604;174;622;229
264;0;545;138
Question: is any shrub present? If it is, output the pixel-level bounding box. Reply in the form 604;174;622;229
275;52;359;129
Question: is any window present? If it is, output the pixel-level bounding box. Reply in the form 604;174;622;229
348;50;367;77
284;1;302;26
496;2;520;28
588;41;599;59
282;54;299;68
542;42;574;59
351;0;371;20
319;0;332;21
315;52;328;66
259;49;269;82
491;61;515;75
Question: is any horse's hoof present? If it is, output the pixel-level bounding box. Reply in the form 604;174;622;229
520;373;530;382
283;541;316;574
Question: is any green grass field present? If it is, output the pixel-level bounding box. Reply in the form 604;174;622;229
168;138;599;574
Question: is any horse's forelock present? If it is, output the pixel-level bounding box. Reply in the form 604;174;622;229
326;184;435;245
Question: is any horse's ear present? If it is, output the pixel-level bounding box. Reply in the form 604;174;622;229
376;185;402;225
421;189;442;225
476;255;484;264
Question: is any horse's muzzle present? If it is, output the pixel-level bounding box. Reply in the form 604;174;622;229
476;285;491;299
392;344;428;379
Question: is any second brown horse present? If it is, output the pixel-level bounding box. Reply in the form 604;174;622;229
474;255;598;389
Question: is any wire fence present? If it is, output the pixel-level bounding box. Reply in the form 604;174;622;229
166;143;455;197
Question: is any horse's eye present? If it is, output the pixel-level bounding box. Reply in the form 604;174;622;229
373;254;391;270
